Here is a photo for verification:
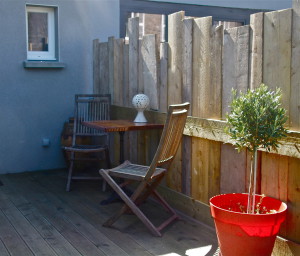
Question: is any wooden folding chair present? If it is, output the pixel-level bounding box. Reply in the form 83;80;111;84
100;102;190;236
63;94;111;192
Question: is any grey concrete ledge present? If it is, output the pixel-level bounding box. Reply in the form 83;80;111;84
23;61;66;69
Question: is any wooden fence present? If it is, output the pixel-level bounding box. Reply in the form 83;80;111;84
93;2;300;245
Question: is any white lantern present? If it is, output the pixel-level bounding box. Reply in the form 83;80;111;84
132;94;150;123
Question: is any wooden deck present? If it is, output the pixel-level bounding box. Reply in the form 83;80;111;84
0;169;219;256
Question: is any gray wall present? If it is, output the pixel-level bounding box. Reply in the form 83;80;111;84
0;0;119;173
148;0;292;10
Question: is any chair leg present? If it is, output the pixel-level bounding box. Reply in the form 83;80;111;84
100;169;162;236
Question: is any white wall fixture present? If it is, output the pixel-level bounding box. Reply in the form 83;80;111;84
132;94;150;122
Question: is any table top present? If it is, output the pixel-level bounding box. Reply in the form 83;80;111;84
83;120;164;132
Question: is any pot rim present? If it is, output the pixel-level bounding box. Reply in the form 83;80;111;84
210;193;287;216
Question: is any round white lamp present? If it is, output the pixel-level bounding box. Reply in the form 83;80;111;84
132;94;150;123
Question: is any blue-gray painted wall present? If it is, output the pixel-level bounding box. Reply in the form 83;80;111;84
0;0;119;173
0;0;292;174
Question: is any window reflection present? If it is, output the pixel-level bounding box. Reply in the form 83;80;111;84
27;12;48;52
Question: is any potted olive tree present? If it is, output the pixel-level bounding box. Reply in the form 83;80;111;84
210;84;288;256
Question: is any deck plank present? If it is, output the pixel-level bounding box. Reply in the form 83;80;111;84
0;176;82;256
0;170;218;256
4;173;120;256
0;186;56;256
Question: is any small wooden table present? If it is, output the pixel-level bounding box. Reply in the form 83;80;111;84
83;120;164;163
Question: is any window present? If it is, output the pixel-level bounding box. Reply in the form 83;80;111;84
26;6;56;61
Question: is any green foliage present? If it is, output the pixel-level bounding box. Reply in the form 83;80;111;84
226;84;288;152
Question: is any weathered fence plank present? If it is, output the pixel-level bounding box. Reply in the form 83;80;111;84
261;153;288;202
168;11;184;105
263;9;292;123
123;43;129;106
221;25;250;204
108;37;115;102
159;42;168;112
182;18;193;108
93;39;100;93
250;12;264;90
114;38;124;106
222;25;250;117
166;11;185;192
263;8;293;241
138;39;144;93
141;34;159;110
220;146;247;194
191;17;221;203
291;0;300;130
128;17;140;102
128;17;140;163
99;42;109;94
286;156;300;243
210;24;223;119
182;18;193;195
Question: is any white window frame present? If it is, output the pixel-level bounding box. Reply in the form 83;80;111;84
26;6;56;61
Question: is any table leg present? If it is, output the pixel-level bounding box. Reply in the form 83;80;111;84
119;131;125;163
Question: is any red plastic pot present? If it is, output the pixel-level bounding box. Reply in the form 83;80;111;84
210;193;287;256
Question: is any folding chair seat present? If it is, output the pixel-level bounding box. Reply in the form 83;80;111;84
63;94;111;192
100;102;190;236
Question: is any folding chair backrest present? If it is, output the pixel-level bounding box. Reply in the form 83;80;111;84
72;94;111;146
145;102;190;179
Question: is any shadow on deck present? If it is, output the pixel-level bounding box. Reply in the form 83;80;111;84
0;169;219;256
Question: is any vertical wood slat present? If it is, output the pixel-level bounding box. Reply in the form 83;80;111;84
249;12;264;90
286;156;300;243
128;17;139;102
191;16;221;203
128;17;140;163
142;34;159;110
159;42;168;112
138;39;144;94
291;0;300;131
167;11;184;105
222;25;250;118
261;153;289;238
99;42;109;94
263;8;293;240
263;9;292;124
220;146;247;194
220;25;250;201
181;18;193;195
108;37;115;103
191;17;209;201
123;43;129;106
208;25;223;200
123;43;132;162
93;39;100;94
114;39;124;106
261;153;288;202
166;11;185;192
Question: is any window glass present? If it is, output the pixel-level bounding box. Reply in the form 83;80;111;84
27;12;48;51
26;6;56;60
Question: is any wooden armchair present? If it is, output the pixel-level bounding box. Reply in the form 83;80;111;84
100;102;190;236
63;94;111;192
